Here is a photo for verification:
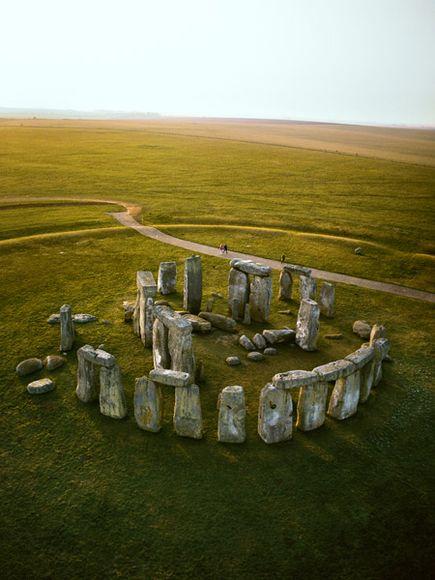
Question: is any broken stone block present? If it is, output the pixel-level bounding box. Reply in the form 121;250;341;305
372;337;390;386
226;356;241;366
278;270;292;301
253;333;267;350
299;275;317;301
247;351;264;362
16;358;43;377
181;313;212;333
183;255;202;314
352;320;371;339
319;282;335;318
44;355;65;371
249;275;272;323
27;378;55;395
217;385;246;443
295;299;320;351
99;364;127;419
123;300;135;322
239;335;255;351
258;383;293;443
60;304;75;352
158;261;177;295
263;328;295;345
264;347;277;356
199;312;237;332
369;324;387;345
173;384;203;439
134;377;163;432
273;369;318;390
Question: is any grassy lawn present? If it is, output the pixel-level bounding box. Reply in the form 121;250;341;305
0;123;434;578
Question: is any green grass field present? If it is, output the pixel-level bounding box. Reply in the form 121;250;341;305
0;121;434;579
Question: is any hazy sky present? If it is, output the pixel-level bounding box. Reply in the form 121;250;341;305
1;0;434;125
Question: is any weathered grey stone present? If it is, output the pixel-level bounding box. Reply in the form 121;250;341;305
283;263;311;277
278;270;292;301
226;356;241;366
299;275;317;301
27;378;55;394
228;268;249;319
313;359;355;382
242;303;251;325
230;259;271;277
181;313;211;333
296;380;329;431
253;333;267;350
123;300;135;322
205;298;214;312
133;271;157;341
217;386;246;443
345;346;374;370
264;347;277;356
239;335;255;351
158;261;177;295
16;358;43;377
247;351;264;362
47;313;60;324
199;312;237;332
149;368;191;387
263;328;295;345
60;304;75;352
168;326;195;379
134;377;162;432
359;355;375;403
82;346;116;368
258;384;293;443
273;369;318;389
173;384;203;439
278;309;292;315
195;359;205;383
249;275;272;323
73;313;97;324
369;324;387;345
295;299;320;351
324;333;343;340
152;318;170;369
372;337;391;386
76;346;97;402
319;282;335;318
154;304;191;332
144;297;154;347
353;320;371;339
183;255;202;314
99;364;127;419
328;368;360;420
155;299;170;306
44;355;65;371
354;247;364;255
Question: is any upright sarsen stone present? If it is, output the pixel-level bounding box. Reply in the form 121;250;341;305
217;385;246;443
319;282;335;318
152;318;170;369
258;384;293;443
327;361;360;420
249;275;272;323
134;376;162;432
99;364;127;419
76;345;97;402
295;299;320;351
228;268;249;319
168;324;195;380
158;261;177;295
145;297;154;347
183;255;202;314
173;384;203;439
278;270;293;301
60;304;75;352
133;271;157;345
299;275;317;301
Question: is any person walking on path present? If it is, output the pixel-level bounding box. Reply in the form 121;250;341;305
224;244;228;255
218;243;224;254
280;254;286;264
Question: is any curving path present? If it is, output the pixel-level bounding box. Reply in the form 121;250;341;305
3;196;434;303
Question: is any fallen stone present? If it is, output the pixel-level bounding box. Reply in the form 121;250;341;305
353;320;371;339
258;384;293;443
27;378;55;394
217;385;246;443
273;369;318;389
173;384;203;439
134;377;162;432
252;333;267;350
181;313;212;333
44;355;66;371
47;313;60;324
16;358;43;377
239;335;255;351
158;261;177;295
295;299;319;351
73;313;97;324
199;312;237;332
230;259;271;277
247;351;264;362
264;347;277;356
263;328;295;345
226;356;241;366
324;333;343;340
149;368;191;387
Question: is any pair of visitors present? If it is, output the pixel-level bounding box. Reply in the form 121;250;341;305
219;243;229;255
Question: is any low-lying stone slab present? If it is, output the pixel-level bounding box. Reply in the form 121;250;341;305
239;335;255;351
263;329;295;345
226;356;241;366
16;358;43;377
353;320;371;339
27;378;55;394
149;368;191;387
181;313;212;333
198;312;237;332
44;355;66;371
264;347;277;356
273;369;318;389
247;351;264;362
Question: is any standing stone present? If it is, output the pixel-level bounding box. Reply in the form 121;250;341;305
183;255;202;314
143;296;154;348
346;346;375;403
76;345;98;402
369;324;387;345
158;261;177;295
133;271;157;343
60;304;75;352
327;363;360;420
173;385;203;439
278;270;293;301
372;337;390;386
249;275;272;323
319;282;335;318
243;303;251;325
296;380;329;431
168;324;195;379
99;364;127;419
152;318;171;369
228;268;249;319
258;384;293;443
299;275;316;301
199;312;237;332
217;385;246;443
295;299;320;351
230;298;241;321
134;377;162;432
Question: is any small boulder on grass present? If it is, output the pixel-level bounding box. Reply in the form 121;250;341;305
226;356;241;367
247;351;264;362
354;247;364;255
27;378;55;395
44;355;66;371
16;358;43;377
353;320;371;339
264;347;277;356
